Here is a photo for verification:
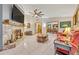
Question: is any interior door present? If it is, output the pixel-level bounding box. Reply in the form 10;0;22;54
38;23;42;33
35;22;42;33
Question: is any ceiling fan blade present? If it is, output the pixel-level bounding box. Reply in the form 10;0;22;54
34;9;38;14
40;14;44;17
40;14;44;15
29;8;44;17
38;11;42;14
34;9;38;11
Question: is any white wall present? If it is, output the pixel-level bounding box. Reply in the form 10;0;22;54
41;17;73;32
0;5;3;49
24;15;73;34
2;4;13;45
24;15;36;34
2;4;25;45
2;4;13;20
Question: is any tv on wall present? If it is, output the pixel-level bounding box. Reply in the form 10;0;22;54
12;5;24;23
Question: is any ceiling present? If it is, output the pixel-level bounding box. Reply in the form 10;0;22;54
17;4;78;18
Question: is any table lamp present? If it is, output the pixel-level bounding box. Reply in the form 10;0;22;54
64;27;71;44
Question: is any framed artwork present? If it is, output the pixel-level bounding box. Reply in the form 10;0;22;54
60;21;71;28
27;23;30;28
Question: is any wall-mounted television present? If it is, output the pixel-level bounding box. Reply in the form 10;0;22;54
12;5;24;23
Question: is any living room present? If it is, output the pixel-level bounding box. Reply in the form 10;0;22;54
0;4;79;55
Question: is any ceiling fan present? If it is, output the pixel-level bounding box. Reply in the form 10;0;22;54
29;9;44;17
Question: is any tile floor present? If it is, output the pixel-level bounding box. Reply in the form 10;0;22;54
0;33;57;55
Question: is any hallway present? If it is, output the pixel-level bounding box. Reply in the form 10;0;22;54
0;33;57;55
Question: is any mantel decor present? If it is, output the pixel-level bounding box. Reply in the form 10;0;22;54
3;19;10;25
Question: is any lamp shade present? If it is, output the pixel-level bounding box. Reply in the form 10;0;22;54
64;27;71;35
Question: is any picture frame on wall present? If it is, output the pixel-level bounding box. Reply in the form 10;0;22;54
27;23;30;28
60;21;71;28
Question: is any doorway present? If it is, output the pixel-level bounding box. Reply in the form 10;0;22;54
35;22;42;33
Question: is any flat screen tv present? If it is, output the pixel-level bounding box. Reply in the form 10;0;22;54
12;5;24;23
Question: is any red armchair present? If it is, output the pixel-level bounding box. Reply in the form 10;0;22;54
57;32;66;42
70;31;79;54
56;31;79;55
